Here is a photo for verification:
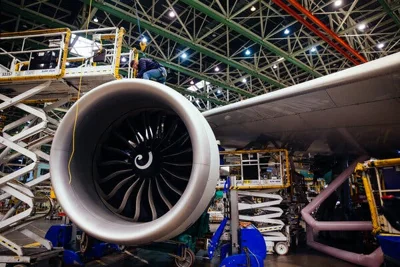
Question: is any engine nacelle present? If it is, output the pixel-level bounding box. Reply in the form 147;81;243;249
50;80;219;245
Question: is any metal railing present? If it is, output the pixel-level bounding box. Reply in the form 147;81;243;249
356;158;400;234
217;149;290;189
0;27;127;82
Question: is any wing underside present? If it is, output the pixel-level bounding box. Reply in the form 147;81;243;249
203;53;400;156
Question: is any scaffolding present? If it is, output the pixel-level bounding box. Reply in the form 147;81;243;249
0;27;131;262
0;27;128;99
217;149;290;189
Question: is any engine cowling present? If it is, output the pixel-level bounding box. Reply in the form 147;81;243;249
50;80;219;245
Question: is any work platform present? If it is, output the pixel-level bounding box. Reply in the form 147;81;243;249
0;27;133;99
0;27;135;264
0;73;116;99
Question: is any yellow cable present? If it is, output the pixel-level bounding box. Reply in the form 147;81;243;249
68;0;93;184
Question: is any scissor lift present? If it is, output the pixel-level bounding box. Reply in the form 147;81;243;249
212;149;293;255
357;158;400;266
0;26;131;265
0;79;64;266
238;191;290;255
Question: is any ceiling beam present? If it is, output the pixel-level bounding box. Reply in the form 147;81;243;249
179;0;322;78
2;1;73;29
80;0;285;90
1;1;249;102
150;55;253;97
378;0;400;29
167;83;228;106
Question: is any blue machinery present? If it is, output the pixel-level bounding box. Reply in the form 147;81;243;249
44;177;266;267
208;178;267;267
45;224;120;266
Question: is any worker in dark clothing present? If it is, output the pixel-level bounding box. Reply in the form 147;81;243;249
131;58;167;84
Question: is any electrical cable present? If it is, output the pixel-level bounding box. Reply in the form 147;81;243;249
247;247;261;267
133;0;142;38
67;0;93;184
133;0;147;60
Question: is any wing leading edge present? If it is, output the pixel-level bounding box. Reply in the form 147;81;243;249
203;52;400;156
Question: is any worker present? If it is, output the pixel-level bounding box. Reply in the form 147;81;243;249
131;58;167;84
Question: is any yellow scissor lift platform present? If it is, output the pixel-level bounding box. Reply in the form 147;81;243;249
211;149;293;255
0;27;136;263
0;27;133;99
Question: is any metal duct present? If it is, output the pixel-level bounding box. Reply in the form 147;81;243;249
50;80;219;245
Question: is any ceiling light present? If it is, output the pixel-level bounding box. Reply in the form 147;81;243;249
181;53;187;59
334;0;342;7
284;29;290;35
195;99;200;103
215;66;220;72
358;23;366;31
245;49;251;56
311;46;317;52
141;37;147;43
40;63;45;67
168;10;176;18
121;57;127;62
217;90;221;94
377;43;385;49
93;17;99;23
273;64;277;69
66;62;70;66
250;6;256;12
190;80;194;85
242;78;247;83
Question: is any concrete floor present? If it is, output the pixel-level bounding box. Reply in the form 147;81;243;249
3;219;357;267
95;248;357;267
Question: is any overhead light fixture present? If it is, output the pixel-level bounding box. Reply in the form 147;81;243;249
242;78;247;83
284;29;290;35
250;6;256;12
66;62;70;66
181;53;187;59
358;23;366;31
273;64;278;69
121;57;127;62
215;66;220;72
311;46;317;52
334;0;342;7
40;63;45;67
190;80;194;85
245;49;251;56
217;90;221;94
141;37;148;43
195;99;200;103
93;17;99;23
168;10;176;18
377;43;385;49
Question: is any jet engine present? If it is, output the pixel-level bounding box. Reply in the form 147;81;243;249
50;80;219;245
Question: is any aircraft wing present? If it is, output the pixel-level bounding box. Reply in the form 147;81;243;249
203;52;400;156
